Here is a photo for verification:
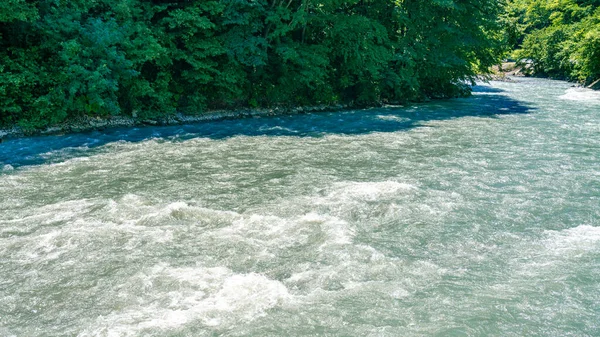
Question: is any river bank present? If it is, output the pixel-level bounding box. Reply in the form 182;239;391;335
490;62;600;90
2;67;595;141
0;104;354;140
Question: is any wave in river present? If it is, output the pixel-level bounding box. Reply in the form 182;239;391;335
559;88;600;103
80;265;290;336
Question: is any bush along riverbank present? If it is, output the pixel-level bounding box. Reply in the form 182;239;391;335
1;0;505;134
502;0;600;86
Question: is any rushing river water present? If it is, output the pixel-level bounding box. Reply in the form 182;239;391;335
1;78;599;336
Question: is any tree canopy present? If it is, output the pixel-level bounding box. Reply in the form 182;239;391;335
504;0;600;82
1;0;505;129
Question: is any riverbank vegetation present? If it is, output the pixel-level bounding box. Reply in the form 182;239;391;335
503;0;600;84
1;0;505;130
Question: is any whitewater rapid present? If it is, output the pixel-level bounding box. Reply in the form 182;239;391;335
1;77;599;336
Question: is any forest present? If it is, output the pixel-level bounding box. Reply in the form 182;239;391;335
504;0;600;83
4;1;600;130
0;0;506;129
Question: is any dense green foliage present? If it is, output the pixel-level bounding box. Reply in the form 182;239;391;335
1;0;504;129
504;0;600;82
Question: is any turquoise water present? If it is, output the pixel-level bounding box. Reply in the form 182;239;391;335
1;78;599;336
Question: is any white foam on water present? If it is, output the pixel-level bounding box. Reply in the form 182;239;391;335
311;213;355;245
325;181;417;202
21;229;74;261
514;225;600;278
284;248;447;304
207;211;356;260
162;202;240;225
103;196;236;229
79;265;290;336
4;191;360;285
2;164;14;171
0;174;21;189
2;197;206;263
0;199;93;261
43;152;91;163
559;88;600;103
0;198;96;235
376;115;411;122
258;125;298;133
543;225;600;255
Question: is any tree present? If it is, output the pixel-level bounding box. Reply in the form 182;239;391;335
507;0;600;83
0;0;506;129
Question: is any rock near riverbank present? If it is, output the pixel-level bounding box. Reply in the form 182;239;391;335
485;62;532;81
0;105;350;140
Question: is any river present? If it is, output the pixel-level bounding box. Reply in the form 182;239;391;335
1;77;599;336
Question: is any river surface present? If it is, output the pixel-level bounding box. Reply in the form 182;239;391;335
1;78;599;336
